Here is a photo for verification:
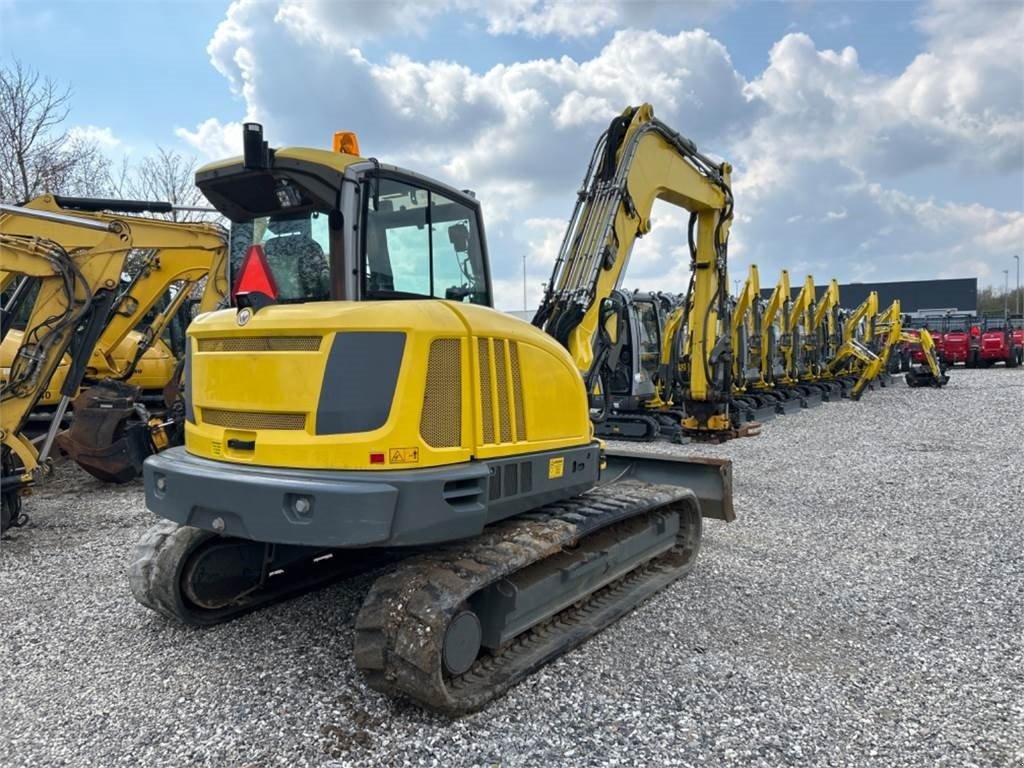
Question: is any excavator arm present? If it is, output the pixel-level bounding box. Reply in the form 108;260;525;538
820;290;883;400
89;241;228;380
904;327;949;387
842;291;878;346
825;339;882;399
0;224;129;502
534;104;733;428
730;264;760;389
811;278;841;362
758;269;791;386
784;275;816;381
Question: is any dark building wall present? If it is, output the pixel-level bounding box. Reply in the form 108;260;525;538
760;278;977;313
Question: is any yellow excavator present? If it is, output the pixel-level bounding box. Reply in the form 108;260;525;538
129;107;734;714
725;264;780;425
822;290;886;398
0;198;227;530
750;269;805;412
816;284;884;399
875;299;949;388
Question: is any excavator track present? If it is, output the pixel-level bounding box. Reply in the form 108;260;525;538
354;479;702;715
593;413;661;441
129;520;392;626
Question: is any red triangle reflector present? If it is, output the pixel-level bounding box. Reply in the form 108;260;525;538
232;244;279;302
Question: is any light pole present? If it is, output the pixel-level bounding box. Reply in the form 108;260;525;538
1014;254;1020;316
1003;269;1009;318
522;253;527;311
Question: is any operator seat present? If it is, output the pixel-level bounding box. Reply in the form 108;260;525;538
263;233;329;300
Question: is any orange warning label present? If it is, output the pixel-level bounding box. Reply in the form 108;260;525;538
389;447;420;464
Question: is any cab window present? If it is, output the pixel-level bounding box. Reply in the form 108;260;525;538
229;211;331;302
363;177;489;304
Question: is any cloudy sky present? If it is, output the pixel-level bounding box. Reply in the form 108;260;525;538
3;0;1021;309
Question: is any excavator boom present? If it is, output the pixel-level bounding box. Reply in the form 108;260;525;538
534;104;734;436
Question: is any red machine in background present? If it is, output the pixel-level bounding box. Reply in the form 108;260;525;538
886;308;1022;369
979;316;1023;367
941;315;973;366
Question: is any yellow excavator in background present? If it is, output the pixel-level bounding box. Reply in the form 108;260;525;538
817;284;884;399
534;104;736;440
875;299;949;388
751;269;805;412
129;106;733;714
3;197;229;417
0;198;227;530
726;264;781;425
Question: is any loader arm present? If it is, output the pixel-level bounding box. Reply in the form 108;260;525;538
534;104;733;422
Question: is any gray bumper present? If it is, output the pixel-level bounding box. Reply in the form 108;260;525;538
144;445;600;548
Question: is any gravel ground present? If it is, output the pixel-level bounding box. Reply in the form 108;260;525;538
1;367;1022;767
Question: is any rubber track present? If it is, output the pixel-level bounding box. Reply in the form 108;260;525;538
354;479;702;715
130;521;390;626
594;413;661;441
129;520;252;626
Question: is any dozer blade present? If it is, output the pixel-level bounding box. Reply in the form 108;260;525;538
355;465;730;715
56;380;153;483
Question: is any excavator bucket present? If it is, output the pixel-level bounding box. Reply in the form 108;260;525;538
55;380;154;483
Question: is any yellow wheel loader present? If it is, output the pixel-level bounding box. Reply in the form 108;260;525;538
130;108;734;714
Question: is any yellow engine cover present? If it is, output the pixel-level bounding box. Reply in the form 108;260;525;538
90;332;176;390
184;301;592;470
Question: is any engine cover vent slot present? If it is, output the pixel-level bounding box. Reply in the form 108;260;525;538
201;408;305;430
197;336;321;352
477;338;527;445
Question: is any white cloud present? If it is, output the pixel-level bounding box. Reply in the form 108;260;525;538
176;118;245;159
187;0;1023;301
67;125;122;150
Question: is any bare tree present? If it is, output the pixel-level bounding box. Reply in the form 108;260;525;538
109;147;213;222
0;60;110;203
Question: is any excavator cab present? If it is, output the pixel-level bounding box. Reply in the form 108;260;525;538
590;290;682;440
202;124;493;309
